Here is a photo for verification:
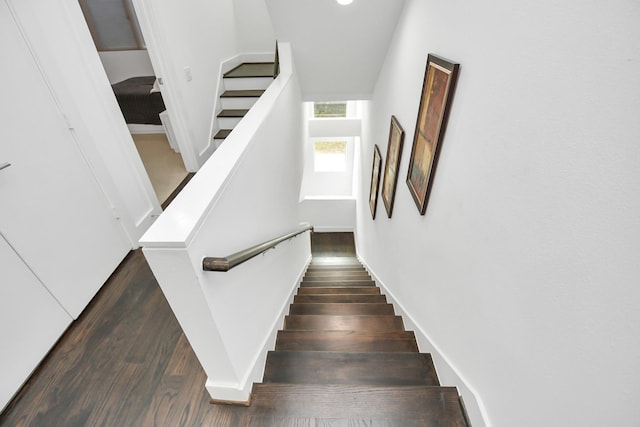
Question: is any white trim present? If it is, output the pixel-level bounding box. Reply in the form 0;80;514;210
127;124;165;134
205;254;311;402
313;226;355;233
357;255;493;427
131;0;198;172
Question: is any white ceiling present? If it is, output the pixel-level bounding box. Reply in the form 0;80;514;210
266;0;406;101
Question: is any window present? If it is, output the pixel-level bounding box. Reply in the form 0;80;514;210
314;140;347;172
313;102;347;118
79;0;146;51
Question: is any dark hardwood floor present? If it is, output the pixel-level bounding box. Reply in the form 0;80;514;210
0;249;250;426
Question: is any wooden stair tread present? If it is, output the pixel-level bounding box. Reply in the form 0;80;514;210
303;276;372;282
263;351;439;386
301;280;376;288
309;257;361;266
297;287;381;295
294;294;387;304
275;330;419;352
250;384;467;423
307;264;364;269
306;265;366;271
304;273;371;280
217;109;249;117
305;270;370;277
224;62;275;78
220;89;265;98
284;315;405;331
214;129;232;139
289;303;395;316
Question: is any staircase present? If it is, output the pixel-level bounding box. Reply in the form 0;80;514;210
242;235;470;425
212;62;276;147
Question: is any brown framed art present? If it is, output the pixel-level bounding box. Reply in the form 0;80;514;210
369;145;382;219
381;116;405;218
406;54;460;215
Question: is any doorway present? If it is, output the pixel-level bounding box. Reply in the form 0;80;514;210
78;0;188;206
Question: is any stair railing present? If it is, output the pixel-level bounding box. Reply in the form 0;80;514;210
202;223;313;272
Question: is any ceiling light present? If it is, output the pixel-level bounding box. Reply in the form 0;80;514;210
336;0;353;5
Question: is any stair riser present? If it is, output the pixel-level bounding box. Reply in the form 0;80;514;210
275;337;419;353
217;116;243;129
306;267;367;273
288;303;395;316
274;330;418;353
293;295;387;304
303;275;371;282
305;270;371;277
300;281;376;288
224;76;272;91
296;287;381;295
284;315;405;332
220;97;259;110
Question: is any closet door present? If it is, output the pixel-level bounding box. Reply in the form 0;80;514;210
0;233;72;411
0;1;130;318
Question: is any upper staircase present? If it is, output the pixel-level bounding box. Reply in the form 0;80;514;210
238;233;470;425
212;62;276;146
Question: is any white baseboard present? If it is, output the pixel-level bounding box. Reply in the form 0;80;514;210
127;124;165;134
205;254;312;403
313;226;355;233
357;256;491;427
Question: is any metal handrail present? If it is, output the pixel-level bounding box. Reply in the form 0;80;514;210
202;223;313;272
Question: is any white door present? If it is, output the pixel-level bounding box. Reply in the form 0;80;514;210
0;2;131;318
0;232;72;411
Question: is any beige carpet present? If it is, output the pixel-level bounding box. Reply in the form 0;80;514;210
132;133;188;204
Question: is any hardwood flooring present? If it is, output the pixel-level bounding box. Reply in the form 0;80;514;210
0;232;468;426
0;250;246;426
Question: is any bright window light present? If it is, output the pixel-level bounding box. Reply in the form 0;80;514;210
313;102;347;118
314;140;347;172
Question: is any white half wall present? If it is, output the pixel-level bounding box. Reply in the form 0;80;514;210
141;44;308;402
355;0;640;426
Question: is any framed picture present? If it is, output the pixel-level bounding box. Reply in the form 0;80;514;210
369;145;382;219
406;54;460;215
381;116;405;218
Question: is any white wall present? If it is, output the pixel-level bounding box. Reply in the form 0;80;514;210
299;197;355;232
233;0;276;52
141;44;308;402
98;50;154;84
300;107;362;198
356;0;640;426
133;0;240;170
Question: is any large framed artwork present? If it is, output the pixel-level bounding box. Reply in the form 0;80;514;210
406;54;460;215
369;145;382;219
381;116;405;218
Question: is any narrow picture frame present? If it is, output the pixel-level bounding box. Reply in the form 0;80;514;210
406;54;460;215
369;145;383;219
381;116;405;218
